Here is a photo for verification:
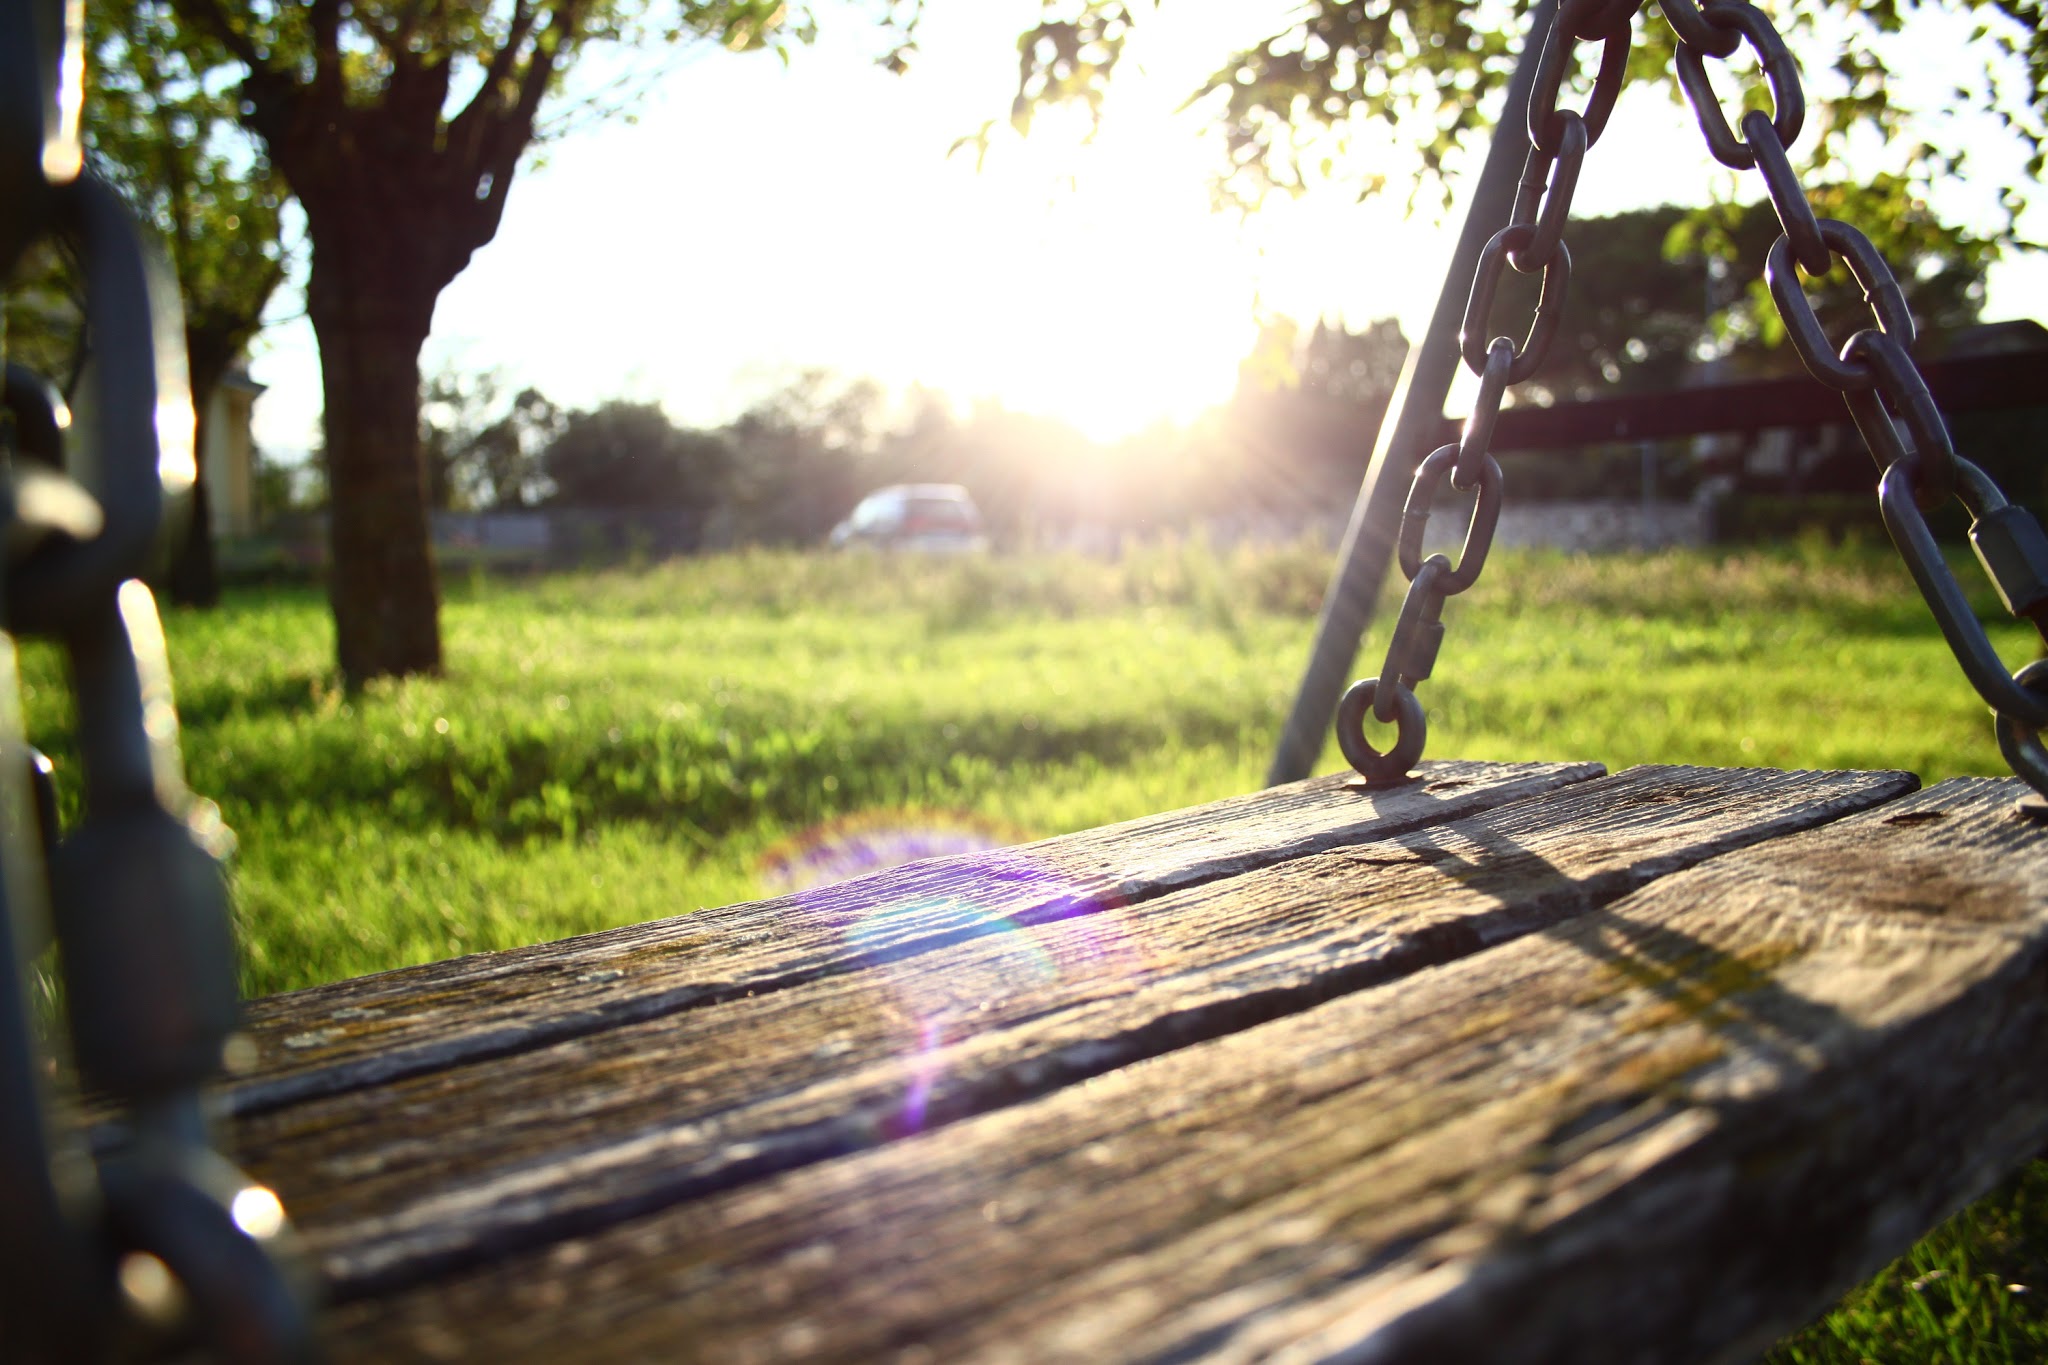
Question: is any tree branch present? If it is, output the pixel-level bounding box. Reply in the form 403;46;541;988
163;0;263;71
444;0;581;252
478;0;544;107
309;0;345;105
508;0;581;128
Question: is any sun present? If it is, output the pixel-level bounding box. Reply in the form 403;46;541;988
905;93;1264;442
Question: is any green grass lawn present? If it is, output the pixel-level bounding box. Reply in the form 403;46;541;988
20;537;2047;1359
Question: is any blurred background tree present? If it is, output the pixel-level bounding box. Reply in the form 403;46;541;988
723;373;885;545
97;0;290;607
160;0;921;684
421;368;563;511
2;0;290;607
544;399;732;511
1501;184;1995;405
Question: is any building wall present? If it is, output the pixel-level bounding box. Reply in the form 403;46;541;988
69;364;264;537
202;380;260;537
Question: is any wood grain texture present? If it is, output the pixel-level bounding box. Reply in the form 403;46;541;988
235;765;1907;1299
313;774;2048;1365
225;760;1601;1115
237;763;1908;1319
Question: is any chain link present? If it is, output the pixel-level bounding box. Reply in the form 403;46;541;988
1660;0;1742;57
1879;458;2048;726
1569;0;1644;40
1842;329;1958;505
1338;3;1642;784
1337;676;1429;781
1508;111;1587;272
1763;220;1916;392
1530;0;1633;152
1997;660;2048;797
1;5;316;1359
1341;0;2048;806
1667;0;2048;805
1464;226;1575;383
1673;1;1805;169
1401;444;1506;593
1742;112;1829;277
1;0;73;273
1458;338;1516;486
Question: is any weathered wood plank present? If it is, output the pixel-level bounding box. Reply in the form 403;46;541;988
243;764;1911;1303
318;775;2048;1365
226;760;1600;1114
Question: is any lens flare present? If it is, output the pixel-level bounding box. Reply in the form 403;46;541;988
765;811;1155;1135
230;1184;286;1240
757;807;1033;894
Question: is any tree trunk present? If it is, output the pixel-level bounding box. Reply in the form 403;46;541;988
166;339;235;610
165;463;220;608
195;0;561;682
307;257;442;686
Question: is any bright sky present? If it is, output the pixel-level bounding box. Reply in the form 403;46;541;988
247;0;2048;458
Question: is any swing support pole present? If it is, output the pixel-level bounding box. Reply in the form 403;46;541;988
1266;0;1561;787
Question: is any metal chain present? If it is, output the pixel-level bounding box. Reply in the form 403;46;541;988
1667;0;2048;806
1;3;315;1359
1341;0;2048;805
1338;0;1639;784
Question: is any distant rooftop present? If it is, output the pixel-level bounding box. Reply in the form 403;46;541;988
1943;318;2048;357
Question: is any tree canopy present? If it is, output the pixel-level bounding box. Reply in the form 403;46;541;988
90;0;292;604
1011;1;2046;245
6;1;290;403
88;0;288;383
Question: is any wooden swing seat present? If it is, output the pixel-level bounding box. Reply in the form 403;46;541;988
217;758;2048;1362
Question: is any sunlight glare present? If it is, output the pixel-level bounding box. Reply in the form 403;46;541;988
919;87;1260;441
411;1;1437;458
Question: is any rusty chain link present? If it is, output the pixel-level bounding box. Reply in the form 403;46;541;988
1673;1;1804;170
1530;6;1631;152
1666;0;2048;806
1341;0;2048;808
1;2;315;1360
1743;111;1828;276
1338;0;1636;784
1660;0;1741;57
1508;111;1585;272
